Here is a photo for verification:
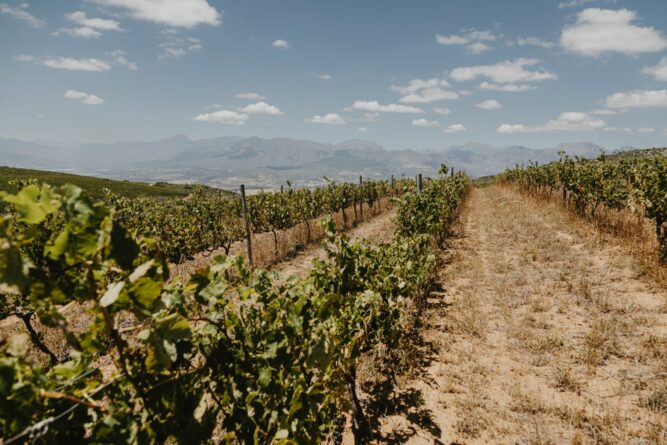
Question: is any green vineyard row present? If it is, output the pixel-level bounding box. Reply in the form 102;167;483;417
0;172;468;443
502;153;667;258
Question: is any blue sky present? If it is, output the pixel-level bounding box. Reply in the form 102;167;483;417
1;0;667;150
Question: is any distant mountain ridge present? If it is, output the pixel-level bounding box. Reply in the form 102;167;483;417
0;136;609;189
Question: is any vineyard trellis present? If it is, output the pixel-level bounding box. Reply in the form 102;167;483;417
501;152;667;260
0;171;468;444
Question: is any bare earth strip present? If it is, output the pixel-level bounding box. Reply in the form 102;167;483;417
274;207;396;279
379;185;667;444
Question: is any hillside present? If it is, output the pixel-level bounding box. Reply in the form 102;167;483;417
0;136;608;187
0;166;222;199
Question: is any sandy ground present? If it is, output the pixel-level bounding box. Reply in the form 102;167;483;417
372;185;667;444
274;207;396;279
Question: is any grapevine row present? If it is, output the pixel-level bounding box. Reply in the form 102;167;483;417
501;153;667;259
0;171;468;443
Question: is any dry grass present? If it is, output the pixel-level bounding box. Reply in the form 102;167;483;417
374;185;667;444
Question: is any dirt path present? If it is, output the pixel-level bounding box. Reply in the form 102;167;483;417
377;185;667;444
274;208;396;278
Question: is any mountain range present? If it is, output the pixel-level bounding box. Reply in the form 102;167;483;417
0;136;610;189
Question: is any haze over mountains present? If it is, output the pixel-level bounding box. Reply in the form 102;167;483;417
0;136;610;189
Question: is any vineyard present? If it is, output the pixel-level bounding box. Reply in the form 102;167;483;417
2;153;667;444
501;153;667;261
0;172;468;444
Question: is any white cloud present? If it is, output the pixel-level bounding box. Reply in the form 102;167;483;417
391;78;457;103
467;42;491;54
272;39;289;49
436;29;497;54
54;27;102;39
43;57;111;72
605;89;667;108
0;3;44;28
306;113;345;125
479;81;536;92
561;8;667;56
412;118;440;127
236;92;266;100
475;99;502;110
459;90;473;96
559;0;597;8
592;108;616;115
351;100;424;113
64;89;105;105
239;101;283;115
399;88;459;104
109;50;138;70
66;11;122;31
497;111;605;133
55;11;124;38
358;127;368;132
638;127;656;133
317;73;332;80
159;34;203;58
91;0;221;28
391;78;450;94
642;57;667;81
516;37;556;48
450;58;556;84
434;107;451;115
193;110;248;125
14;54;34;62
443;123;467;134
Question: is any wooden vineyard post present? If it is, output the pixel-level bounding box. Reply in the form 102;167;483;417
280;184;284;194
417;173;423;193
240;184;253;267
360;176;364;221
451;168;454;177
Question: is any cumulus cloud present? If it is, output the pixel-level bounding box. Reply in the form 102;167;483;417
272;39;289;49
358;127;368;132
54;11;123;39
236;92;266;100
64;89;105;105
475;99;502;110
592;109;616;115
497;111;605;133
351;100;424;113
193;110;248;125
561;8;667;56
317;73;332;80
159;34;203;58
238;101;283;115
91;0;221;28
605;89;667;108
479;81;536;92
434;107;451;115
450;58;556;84
412;118;440;127
515;37;556;48
306;113;345;125
642;58;667;81
108;50;138;70
43;57;111;71
443;124;467;134
391;78;458;103
436;29;497;54
0;3;44;28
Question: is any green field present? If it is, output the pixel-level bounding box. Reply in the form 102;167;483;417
0;166;223;199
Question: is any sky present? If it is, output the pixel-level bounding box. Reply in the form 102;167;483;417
1;0;667;150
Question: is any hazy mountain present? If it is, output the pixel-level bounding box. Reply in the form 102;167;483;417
0;136;610;188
